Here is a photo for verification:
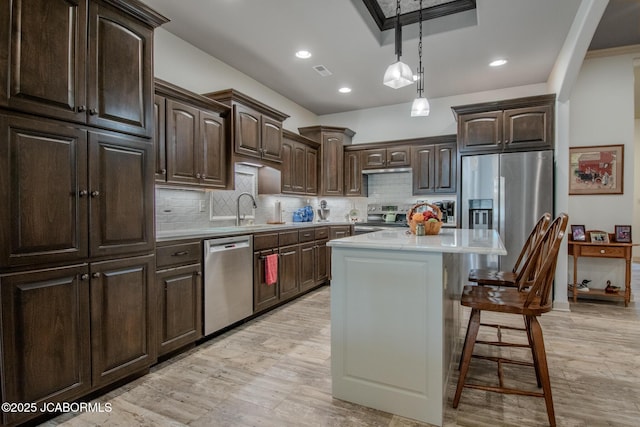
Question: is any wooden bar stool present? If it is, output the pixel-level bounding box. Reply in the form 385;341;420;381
468;212;552;288
453;213;568;427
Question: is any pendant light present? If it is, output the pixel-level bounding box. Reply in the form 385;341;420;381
411;0;430;117
383;0;413;89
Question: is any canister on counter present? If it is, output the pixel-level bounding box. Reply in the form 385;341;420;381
416;222;425;236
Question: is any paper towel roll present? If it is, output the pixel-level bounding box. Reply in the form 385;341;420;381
274;201;281;222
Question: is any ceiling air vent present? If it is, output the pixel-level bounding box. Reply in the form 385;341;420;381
313;65;332;77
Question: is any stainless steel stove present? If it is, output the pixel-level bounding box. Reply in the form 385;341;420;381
354;203;412;234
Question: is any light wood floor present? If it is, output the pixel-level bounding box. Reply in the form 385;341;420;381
45;268;640;427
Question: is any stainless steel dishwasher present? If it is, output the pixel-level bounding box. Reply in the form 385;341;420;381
204;235;253;335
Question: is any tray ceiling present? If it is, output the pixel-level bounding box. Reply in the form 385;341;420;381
362;0;476;30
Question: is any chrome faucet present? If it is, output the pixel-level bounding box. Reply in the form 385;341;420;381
236;192;257;226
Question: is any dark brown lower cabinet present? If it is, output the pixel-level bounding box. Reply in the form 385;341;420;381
0;253;155;425
0;264;91;425
254;248;279;312
157;264;202;356
90;254;156;387
279;244;300;301
299;239;328;293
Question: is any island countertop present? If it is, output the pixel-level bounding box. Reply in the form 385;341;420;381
327;228;506;255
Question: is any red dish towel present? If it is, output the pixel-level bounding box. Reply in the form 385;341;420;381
265;253;278;286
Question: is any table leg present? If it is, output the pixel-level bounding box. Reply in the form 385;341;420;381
573;253;578;303
624;254;631;307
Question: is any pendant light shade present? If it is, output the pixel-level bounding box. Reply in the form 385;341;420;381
411;0;430;117
411;96;430;117
383;61;414;89
383;0;413;89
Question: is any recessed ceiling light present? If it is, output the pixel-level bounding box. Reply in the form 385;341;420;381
489;59;507;67
295;50;312;59
338;87;352;94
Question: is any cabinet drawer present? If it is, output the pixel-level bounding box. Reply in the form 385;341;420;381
156;242;201;268
580;245;626;258
254;232;279;251
314;227;329;240
279;230;299;246
299;229;315;243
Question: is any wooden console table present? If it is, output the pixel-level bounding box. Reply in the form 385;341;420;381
568;240;634;307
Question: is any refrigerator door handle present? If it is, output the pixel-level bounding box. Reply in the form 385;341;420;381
499;175;506;238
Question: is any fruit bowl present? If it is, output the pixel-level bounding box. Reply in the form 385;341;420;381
407;203;443;235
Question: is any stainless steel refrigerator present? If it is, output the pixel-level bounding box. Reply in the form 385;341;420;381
461;150;554;271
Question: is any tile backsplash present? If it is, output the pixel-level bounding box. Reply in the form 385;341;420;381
156;170;455;232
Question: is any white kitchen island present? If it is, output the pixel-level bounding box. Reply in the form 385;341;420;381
328;228;506;426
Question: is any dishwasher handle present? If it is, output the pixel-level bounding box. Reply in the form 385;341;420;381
206;238;251;253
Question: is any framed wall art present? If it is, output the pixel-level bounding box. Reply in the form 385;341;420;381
614;225;631;243
569;144;623;195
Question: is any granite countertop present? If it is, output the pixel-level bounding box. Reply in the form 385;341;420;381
327;228;507;255
156;221;353;242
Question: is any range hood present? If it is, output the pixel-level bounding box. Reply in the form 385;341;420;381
362;167;412;174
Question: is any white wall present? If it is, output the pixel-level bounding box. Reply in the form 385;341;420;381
153;29;318;132
567;53;637;291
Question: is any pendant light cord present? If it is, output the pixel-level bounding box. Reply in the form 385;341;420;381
417;0;423;96
395;0;402;60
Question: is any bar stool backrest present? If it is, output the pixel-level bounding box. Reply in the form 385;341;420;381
517;213;569;308
513;212;552;283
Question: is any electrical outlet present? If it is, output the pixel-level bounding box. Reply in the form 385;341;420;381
199;200;206;212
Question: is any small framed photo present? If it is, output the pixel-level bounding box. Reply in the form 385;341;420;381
589;231;609;244
614;225;632;243
571;225;586;241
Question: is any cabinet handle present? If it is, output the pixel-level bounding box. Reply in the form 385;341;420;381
90;190;100;198
172;251;189;256
196;173;201;179
160;168;167;175
195;271;202;276
77;105;86;113
91;272;101;279
89;108;98;115
600;249;605;254
281;251;296;256
201;174;206;179
80;273;89;280
78;190;88;197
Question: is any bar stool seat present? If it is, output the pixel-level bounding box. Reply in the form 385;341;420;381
468;212;552;288
453;213;568;427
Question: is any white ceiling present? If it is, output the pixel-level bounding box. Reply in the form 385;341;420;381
141;0;634;116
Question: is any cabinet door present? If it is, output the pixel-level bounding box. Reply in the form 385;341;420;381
157;264;202;356
458;111;503;153
315;240;329;285
200;111;227;188
362;148;386;169
0;115;88;268
299;242;315;291
154;94;167;181
279;245;300;301
261;116;283;162
3;0;87;123
281;139;294;193
254;249;279;312
90;254;155;387
344;150;365;196
411;145;435;195
292;143;306;193
387;146;410;167
503;104;553;151
166;99;200;186
305;147;318;195
0;265;91;425
87;1;153;137
88;131;154;258
434;142;457;193
235;105;261;159
321;133;344;196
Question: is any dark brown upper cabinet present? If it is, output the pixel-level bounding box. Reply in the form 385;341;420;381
361;146;410;169
0;0;167;138
344;149;367;197
204;89;289;164
452;94;555;154
155;79;231;189
0;113;155;268
412;139;457;195
298;126;355;197
281;130;319;196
